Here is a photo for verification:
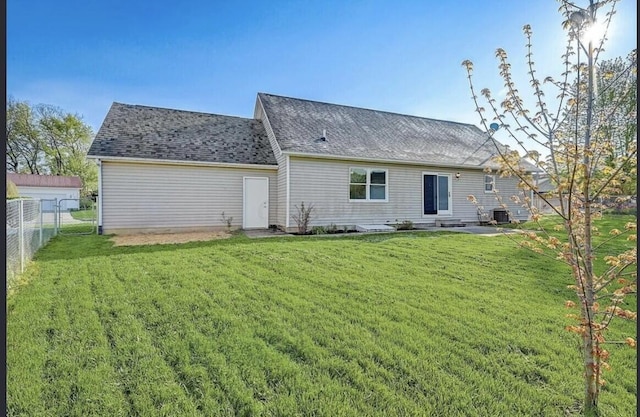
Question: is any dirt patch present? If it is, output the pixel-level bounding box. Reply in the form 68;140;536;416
110;231;231;246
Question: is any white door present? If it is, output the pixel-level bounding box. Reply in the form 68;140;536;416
243;177;269;229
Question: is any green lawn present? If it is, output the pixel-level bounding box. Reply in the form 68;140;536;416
6;220;636;416
69;209;96;221
61;209;97;234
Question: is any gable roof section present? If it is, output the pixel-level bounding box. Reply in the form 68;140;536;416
258;93;510;168
7;173;82;188
88;103;277;166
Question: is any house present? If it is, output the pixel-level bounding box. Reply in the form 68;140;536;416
88;93;533;235
532;173;559;213
6;173;82;211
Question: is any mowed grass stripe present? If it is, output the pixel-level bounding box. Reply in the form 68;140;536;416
179;236;616;414
6;221;637;416
225;234;632;412
110;248;375;416
91;257;204;416
211;251;428;416
7;263;55;417
92;244;427;415
117;256;275;416
171;237;568;412
251;237;580;412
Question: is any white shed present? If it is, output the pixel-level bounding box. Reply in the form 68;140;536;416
7;173;83;211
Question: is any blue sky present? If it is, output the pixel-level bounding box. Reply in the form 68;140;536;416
8;0;637;139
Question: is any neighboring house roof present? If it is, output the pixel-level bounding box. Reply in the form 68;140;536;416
88;102;277;166
535;175;556;192
258;93;517;169
7;173;82;188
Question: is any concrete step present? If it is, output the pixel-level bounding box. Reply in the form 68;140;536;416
435;218;465;227
356;224;396;232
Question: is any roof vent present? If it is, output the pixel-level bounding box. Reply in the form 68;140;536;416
320;129;327;141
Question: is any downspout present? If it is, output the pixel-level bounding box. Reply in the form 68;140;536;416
285;154;290;230
97;159;103;234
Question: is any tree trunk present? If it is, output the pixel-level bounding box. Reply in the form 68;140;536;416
582;330;599;416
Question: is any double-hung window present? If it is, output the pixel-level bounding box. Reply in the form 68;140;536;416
484;175;495;193
349;168;387;201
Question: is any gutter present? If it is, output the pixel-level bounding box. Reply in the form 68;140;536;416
281;151;541;173
86;155;278;171
281;151;490;171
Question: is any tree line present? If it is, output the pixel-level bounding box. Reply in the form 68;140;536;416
6;97;97;196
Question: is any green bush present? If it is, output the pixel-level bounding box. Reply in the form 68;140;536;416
395;220;414;230
326;223;340;234
312;226;327;235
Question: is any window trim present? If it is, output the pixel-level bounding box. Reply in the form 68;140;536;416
349;167;388;202
484;174;495;193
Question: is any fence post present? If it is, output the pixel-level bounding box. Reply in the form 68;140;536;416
19;200;24;273
54;198;58;235
40;200;44;247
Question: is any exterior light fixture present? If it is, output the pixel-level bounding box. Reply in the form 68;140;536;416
455;172;461;180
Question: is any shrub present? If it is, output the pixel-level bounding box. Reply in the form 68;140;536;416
292;202;315;234
312;226;326;235
79;197;95;210
220;212;234;231
395;220;414;230
326;223;339;234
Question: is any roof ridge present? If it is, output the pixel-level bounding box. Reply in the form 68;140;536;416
257;92;479;129
110;102;256;122
7;172;81;178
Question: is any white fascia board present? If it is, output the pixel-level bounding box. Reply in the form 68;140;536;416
254;95;283;155
87;155;278;170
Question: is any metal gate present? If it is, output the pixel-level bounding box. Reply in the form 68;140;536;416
57;198;97;235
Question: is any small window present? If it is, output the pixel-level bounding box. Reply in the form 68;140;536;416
484;175;495;193
349;168;387;201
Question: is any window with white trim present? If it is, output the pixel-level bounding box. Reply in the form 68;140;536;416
349;168;387;201
484;175;495;193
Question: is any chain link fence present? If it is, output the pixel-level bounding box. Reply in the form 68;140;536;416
57;198;97;235
6;199;58;292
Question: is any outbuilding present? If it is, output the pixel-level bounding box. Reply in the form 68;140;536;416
7;173;82;211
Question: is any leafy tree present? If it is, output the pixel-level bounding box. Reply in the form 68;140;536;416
462;0;636;414
596;54;637;195
6;98;98;196
6;97;46;174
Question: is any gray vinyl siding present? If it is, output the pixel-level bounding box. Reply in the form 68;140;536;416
255;98;288;227
471;173;532;222
287;157;529;229
101;161;277;233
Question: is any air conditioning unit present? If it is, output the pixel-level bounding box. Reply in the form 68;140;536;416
492;209;509;224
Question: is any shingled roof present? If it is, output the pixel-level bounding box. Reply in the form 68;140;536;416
258;93;507;168
88;103;277;166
